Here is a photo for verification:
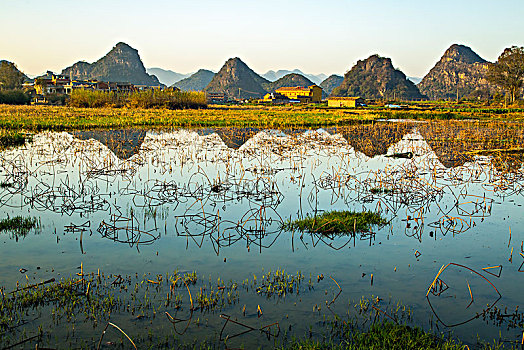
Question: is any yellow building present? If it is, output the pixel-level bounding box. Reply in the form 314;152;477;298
275;85;322;103
327;97;365;108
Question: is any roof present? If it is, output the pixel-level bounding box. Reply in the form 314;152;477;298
276;86;310;92
275;85;321;92
328;97;363;101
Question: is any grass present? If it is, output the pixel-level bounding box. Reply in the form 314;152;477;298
0;216;37;238
280;322;504;350
0;269;515;349
370;187;393;195
255;268;304;297
282;211;387;235
0;129;30;149
68;89;207;109
0;104;524;132
0;105;374;131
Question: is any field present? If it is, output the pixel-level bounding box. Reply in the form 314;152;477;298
0;104;524;132
0;106;524;349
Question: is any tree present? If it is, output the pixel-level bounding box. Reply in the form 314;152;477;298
0;61;26;90
487;46;524;103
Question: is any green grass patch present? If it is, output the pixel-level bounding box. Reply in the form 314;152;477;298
280;322;475;350
0;216;37;238
0;129;30;149
282;210;387;235
370;187;393;195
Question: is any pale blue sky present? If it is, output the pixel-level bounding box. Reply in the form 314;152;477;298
1;0;523;77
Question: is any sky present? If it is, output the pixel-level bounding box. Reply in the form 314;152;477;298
1;0;523;78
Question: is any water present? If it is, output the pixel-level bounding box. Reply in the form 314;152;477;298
0;120;523;348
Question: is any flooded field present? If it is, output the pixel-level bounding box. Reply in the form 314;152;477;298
0;120;523;348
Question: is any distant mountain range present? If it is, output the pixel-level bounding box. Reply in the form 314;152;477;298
204;58;326;98
408;77;422;84
319;75;343;95
174;69;215;91
146;68;192;86
62;42;160;86
267;73;315;91
2;41;508;101
262;69;327;85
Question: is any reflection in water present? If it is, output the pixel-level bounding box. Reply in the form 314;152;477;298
72;129;147;160
327;122;413;158
0;121;523;348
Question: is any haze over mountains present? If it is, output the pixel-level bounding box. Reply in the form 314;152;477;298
4;41;508;101
319;75;344;95
261;70;327;85
146;68;192;87
174;69;215;91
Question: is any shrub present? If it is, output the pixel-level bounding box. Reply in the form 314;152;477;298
0;90;31;105
68;89;207;109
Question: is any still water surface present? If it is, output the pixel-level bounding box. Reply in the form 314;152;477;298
0;121;523;348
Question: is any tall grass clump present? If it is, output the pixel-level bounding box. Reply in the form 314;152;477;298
280;322;470;350
0;216;37;238
0;90;30;105
127;89;207;109
69;89;207;109
282;210;386;235
0;129;30;149
68;89;125;108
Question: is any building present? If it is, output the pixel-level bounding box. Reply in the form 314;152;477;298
206;92;227;103
327;97;365;108
262;92;294;104
274;85;322;103
34;72;70;95
64;81;136;94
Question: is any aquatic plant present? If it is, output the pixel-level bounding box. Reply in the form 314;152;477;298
0;129;30;149
282;211;387;235
0;216;37;238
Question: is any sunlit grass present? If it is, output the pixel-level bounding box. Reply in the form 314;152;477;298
282;210;387;235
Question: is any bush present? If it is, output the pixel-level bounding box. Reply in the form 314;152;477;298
0;90;31;105
68;89;207;109
68;89;125;108
127;89;207;109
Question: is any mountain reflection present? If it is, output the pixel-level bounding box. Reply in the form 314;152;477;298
69;122;524;171
72;129;147;160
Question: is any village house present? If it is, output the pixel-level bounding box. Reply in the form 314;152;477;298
274;85;322;103
206;92;227;103
262;92;295;104
33;72;69;95
327;97;365;108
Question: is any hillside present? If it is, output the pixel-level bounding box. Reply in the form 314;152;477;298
205;58;270;99
267;73;315;91
263;69;327;85
331;55;424;100
320;75;343;95
147;68;192;86
174;69;215;91
418;44;492;100
62;42;160;86
0;60;29;89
